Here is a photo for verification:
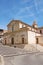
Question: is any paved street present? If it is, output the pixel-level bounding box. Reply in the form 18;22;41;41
4;52;43;65
0;43;43;65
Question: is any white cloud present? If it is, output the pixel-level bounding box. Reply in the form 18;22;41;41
28;13;34;17
34;0;40;14
37;0;42;4
34;0;43;13
34;0;38;11
15;6;33;16
15;5;34;19
15;13;34;19
21;0;31;4
40;9;43;12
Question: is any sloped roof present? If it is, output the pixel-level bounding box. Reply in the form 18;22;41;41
7;20;32;27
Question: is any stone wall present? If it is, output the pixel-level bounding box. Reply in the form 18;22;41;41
7;22;19;32
3;30;28;46
36;36;43;46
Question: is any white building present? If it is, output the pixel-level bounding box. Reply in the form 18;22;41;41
3;20;43;49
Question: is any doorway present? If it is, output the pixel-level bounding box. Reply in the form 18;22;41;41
11;38;14;45
5;39;6;45
22;38;24;44
36;38;38;44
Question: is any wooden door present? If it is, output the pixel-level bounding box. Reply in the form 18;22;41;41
5;39;6;45
36;38;38;44
22;38;24;44
11;38;14;45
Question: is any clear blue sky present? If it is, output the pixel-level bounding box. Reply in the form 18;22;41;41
0;0;43;29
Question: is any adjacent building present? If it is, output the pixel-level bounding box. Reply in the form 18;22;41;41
0;29;4;43
0;29;7;43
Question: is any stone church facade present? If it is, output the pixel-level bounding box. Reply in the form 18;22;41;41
3;20;43;48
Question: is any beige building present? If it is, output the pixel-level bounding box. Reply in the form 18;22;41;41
3;20;43;49
0;29;7;43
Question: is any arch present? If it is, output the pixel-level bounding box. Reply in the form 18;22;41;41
5;39;6;45
22;38;24;44
40;30;42;34
36;38;38;44
11;37;14;45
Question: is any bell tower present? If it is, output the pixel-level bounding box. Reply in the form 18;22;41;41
32;21;38;28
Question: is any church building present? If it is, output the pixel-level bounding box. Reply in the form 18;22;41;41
3;20;43;49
